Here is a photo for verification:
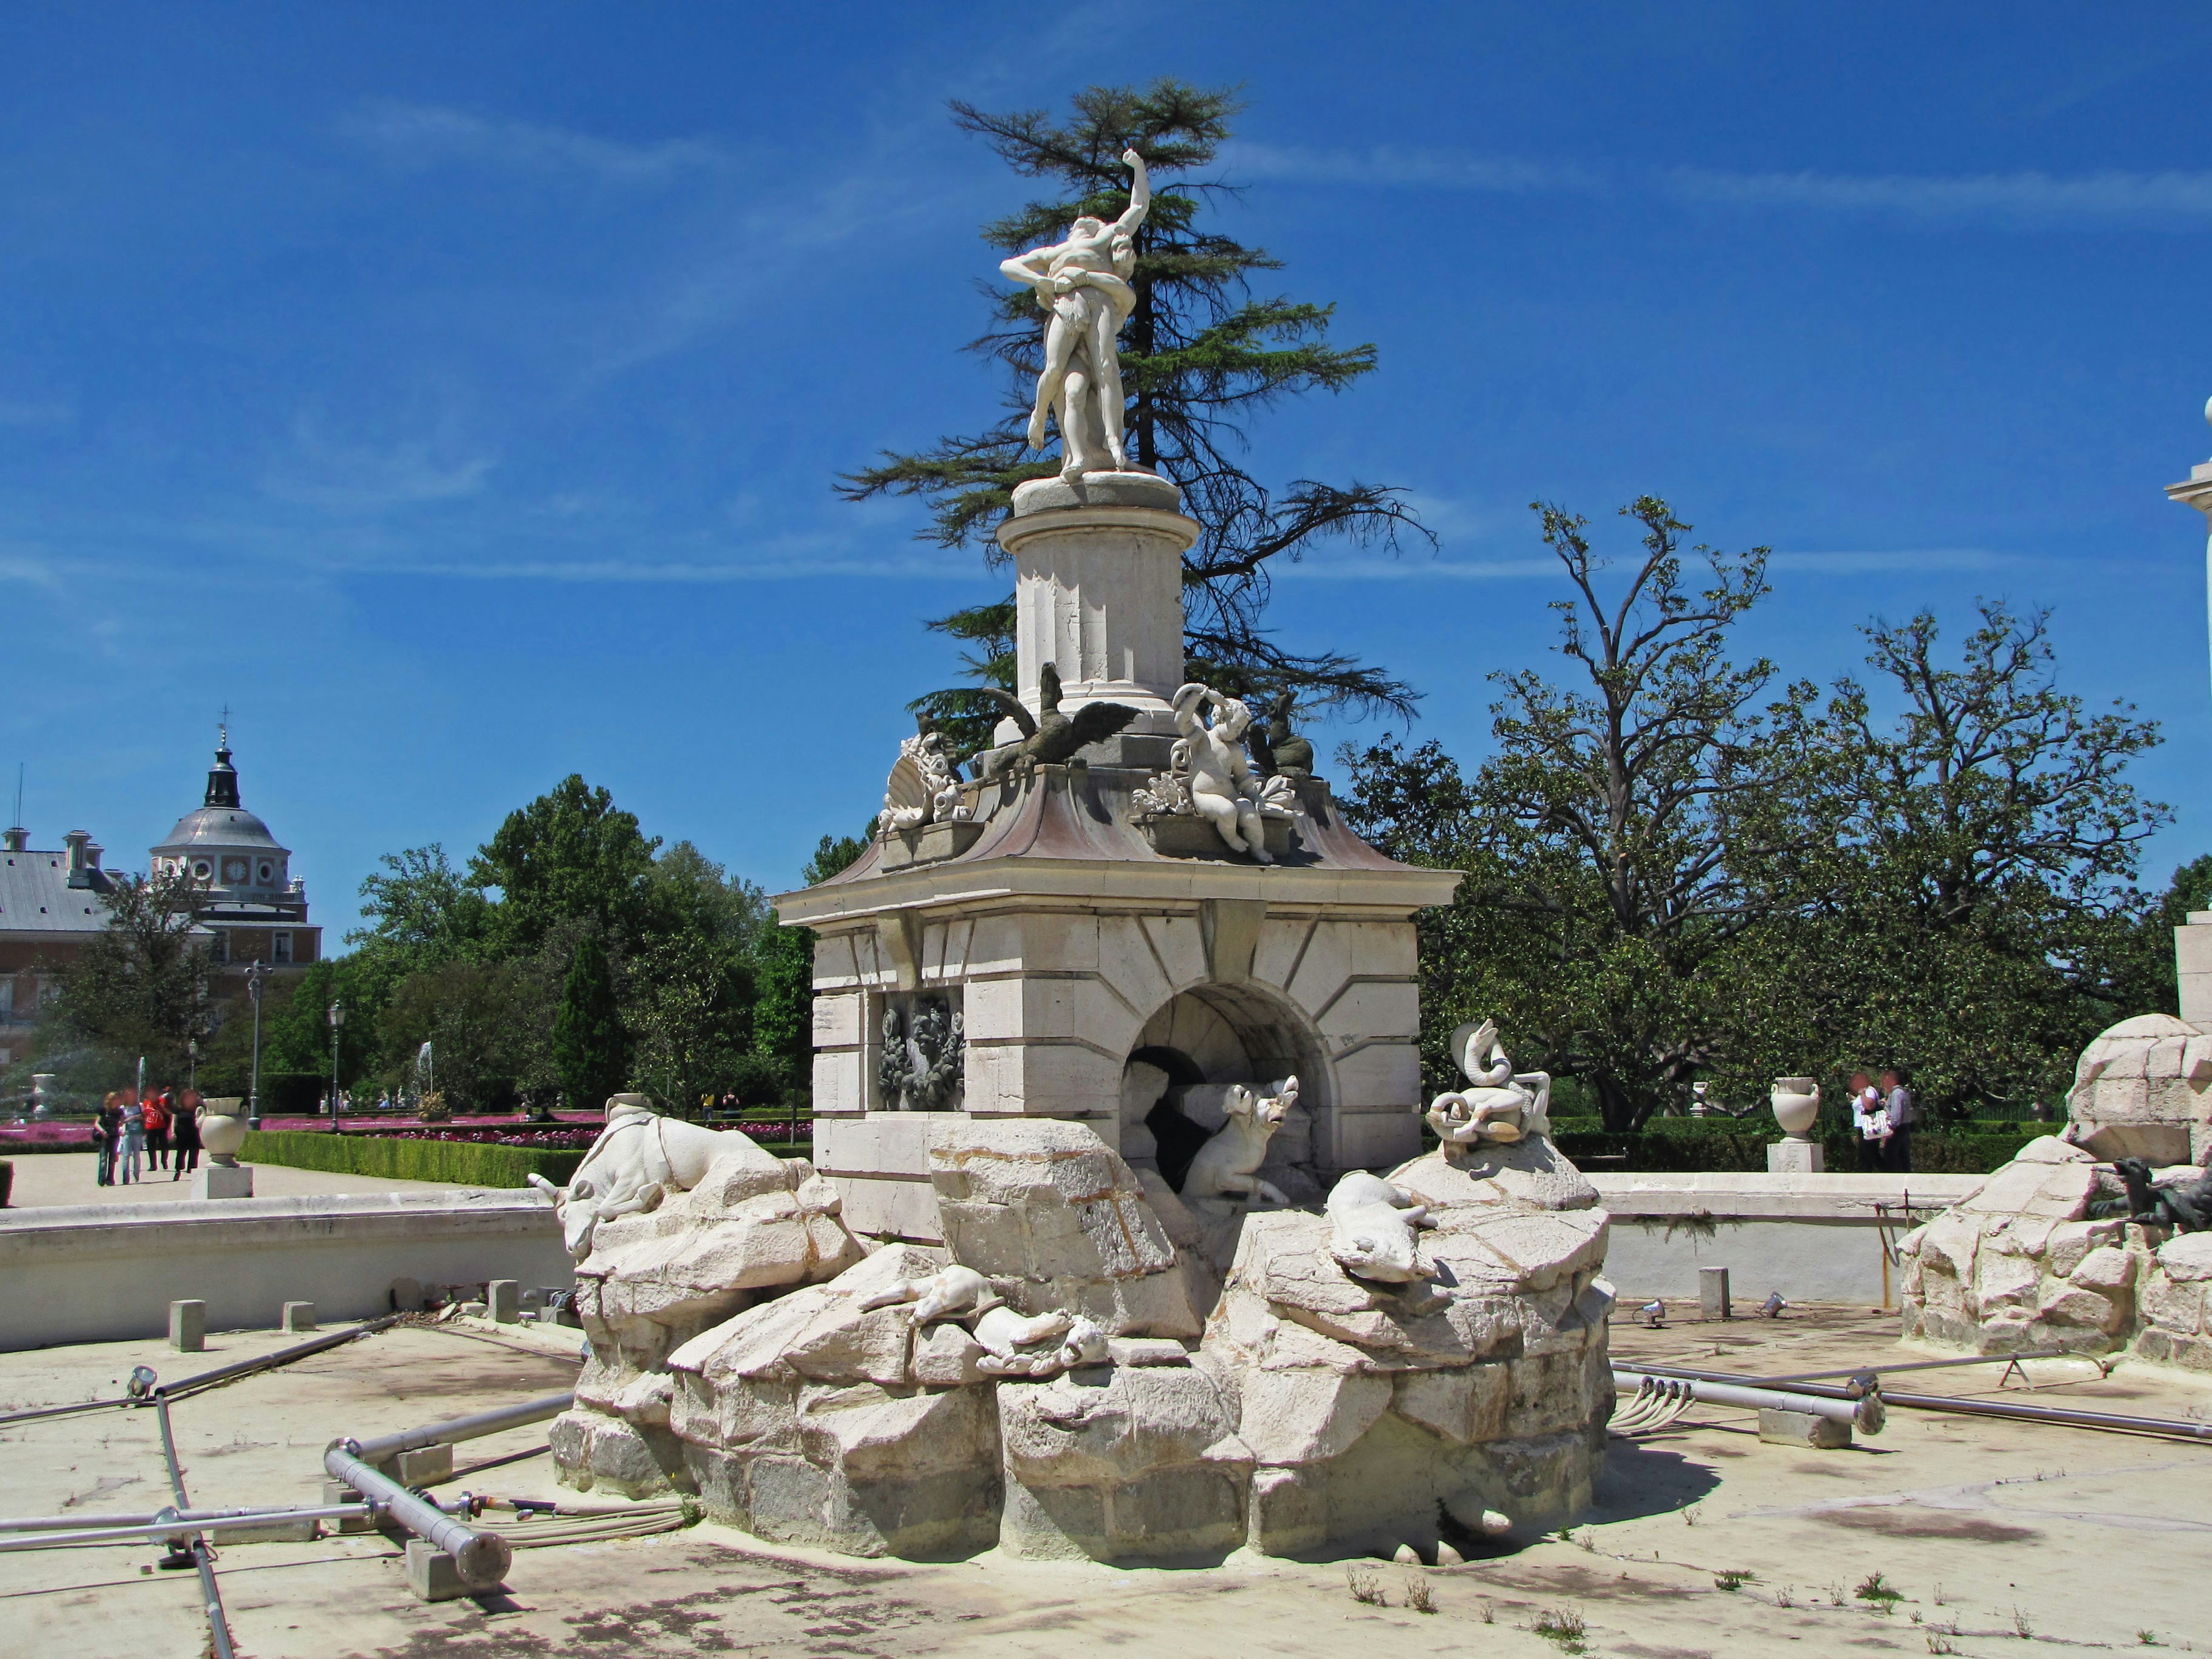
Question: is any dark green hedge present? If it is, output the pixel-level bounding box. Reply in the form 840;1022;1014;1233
240;1130;586;1189
1549;1114;2043;1174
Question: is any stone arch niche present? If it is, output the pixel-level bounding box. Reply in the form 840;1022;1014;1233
1119;982;1334;1200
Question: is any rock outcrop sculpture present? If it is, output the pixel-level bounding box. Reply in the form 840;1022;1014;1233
549;1097;1616;1559
1427;1020;1551;1148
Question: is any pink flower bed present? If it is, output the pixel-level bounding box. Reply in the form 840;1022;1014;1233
0;1122;94;1149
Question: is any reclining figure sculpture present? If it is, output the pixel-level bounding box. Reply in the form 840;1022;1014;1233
2098;1156;2212;1231
529;1093;778;1262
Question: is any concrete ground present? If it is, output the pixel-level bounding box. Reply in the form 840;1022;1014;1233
2;1306;2209;1658
3;1151;480;1206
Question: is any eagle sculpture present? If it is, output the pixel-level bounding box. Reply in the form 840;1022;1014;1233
965;664;1138;781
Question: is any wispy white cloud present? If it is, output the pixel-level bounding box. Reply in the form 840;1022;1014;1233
368;555;977;582
0;399;75;430
260;422;497;513
1227;139;2212;228
1227;142;1607;196
1278;547;2025;581
1766;547;2021;572
0;552;63;589
1661;165;2212;224
336;101;736;184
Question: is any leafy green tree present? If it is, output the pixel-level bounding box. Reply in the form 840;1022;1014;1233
629;842;771;1114
259;958;381;1089
1751;601;2169;1119
1346;498;1820;1130
347;843;491;1001
469;776;662;958
551;931;625;1112
841;78;1429;739
377;960;551;1113
40;868;217;1090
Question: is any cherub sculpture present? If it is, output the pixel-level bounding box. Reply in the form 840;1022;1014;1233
1426;1019;1551;1149
999;147;1150;480
1149;681;1296;862
878;997;964;1111
965;663;1138;781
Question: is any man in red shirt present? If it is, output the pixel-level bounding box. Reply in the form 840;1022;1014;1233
142;1090;171;1172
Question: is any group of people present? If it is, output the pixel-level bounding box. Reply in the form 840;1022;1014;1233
92;1088;206;1185
1847;1066;1915;1172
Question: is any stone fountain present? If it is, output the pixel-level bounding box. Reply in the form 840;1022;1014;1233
541;150;1617;1561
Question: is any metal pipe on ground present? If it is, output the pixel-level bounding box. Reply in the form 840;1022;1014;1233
0;1501;371;1537
0;1507;372;1554
153;1393;237;1659
1624;1360;2212;1444
0;1314;404;1429
324;1446;512;1588
1613;1369;1884;1434
344;1391;573;1466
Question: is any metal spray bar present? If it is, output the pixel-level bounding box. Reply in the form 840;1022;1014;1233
342;1390;573;1466
1612;1369;1885;1434
324;1446;512;1587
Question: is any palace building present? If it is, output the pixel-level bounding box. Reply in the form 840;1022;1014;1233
0;730;319;1072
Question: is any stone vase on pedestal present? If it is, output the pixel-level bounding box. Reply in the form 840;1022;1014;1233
1766;1077;1823;1173
194;1098;254;1198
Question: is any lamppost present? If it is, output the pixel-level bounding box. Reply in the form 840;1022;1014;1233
327;999;346;1134
187;1038;199;1092
245;960;268;1130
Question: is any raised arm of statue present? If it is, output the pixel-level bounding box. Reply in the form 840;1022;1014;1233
1113;147;1150;236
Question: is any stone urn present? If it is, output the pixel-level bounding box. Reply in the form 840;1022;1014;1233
199;1099;249;1166
1770;1077;1821;1140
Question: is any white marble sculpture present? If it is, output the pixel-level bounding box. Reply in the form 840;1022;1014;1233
1182;1076;1298;1212
1001;147;1151;481
1426;1019;1551;1149
529;1093;783;1261
973;1306;1111;1377
1325;1169;1433;1284
877;717;970;835
1134;682;1296;861
857;1263;994;1323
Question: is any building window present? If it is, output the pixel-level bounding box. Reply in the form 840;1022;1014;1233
257;861;273;884
209;931;229;964
0;980;12;1017
272;932;293;964
192;860;212;881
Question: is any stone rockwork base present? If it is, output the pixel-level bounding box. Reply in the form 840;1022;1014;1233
1900;1137;2212;1370
555;1117;1614;1562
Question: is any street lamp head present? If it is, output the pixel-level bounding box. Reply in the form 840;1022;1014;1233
328;999;346;1031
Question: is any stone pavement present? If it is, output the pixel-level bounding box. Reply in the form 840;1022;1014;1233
3;1306;2209;1657
2;1151;479;1207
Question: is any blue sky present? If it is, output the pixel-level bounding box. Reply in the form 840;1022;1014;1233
5;4;2212;937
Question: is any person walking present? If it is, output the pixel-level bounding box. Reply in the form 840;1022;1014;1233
1849;1071;1887;1172
1880;1066;1915;1173
93;1092;122;1187
171;1089;203;1180
142;1089;171;1173
118;1093;146;1184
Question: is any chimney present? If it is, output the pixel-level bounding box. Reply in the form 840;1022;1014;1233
1;827;25;853
85;842;103;872
62;830;91;888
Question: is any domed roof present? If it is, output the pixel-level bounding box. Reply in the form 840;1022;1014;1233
156;804;285;853
150;734;291;857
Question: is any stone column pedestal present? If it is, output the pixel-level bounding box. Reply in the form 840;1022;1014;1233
995;471;1199;748
194;1162;253;1199
2176;911;2212;1027
1767;1139;1824;1173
